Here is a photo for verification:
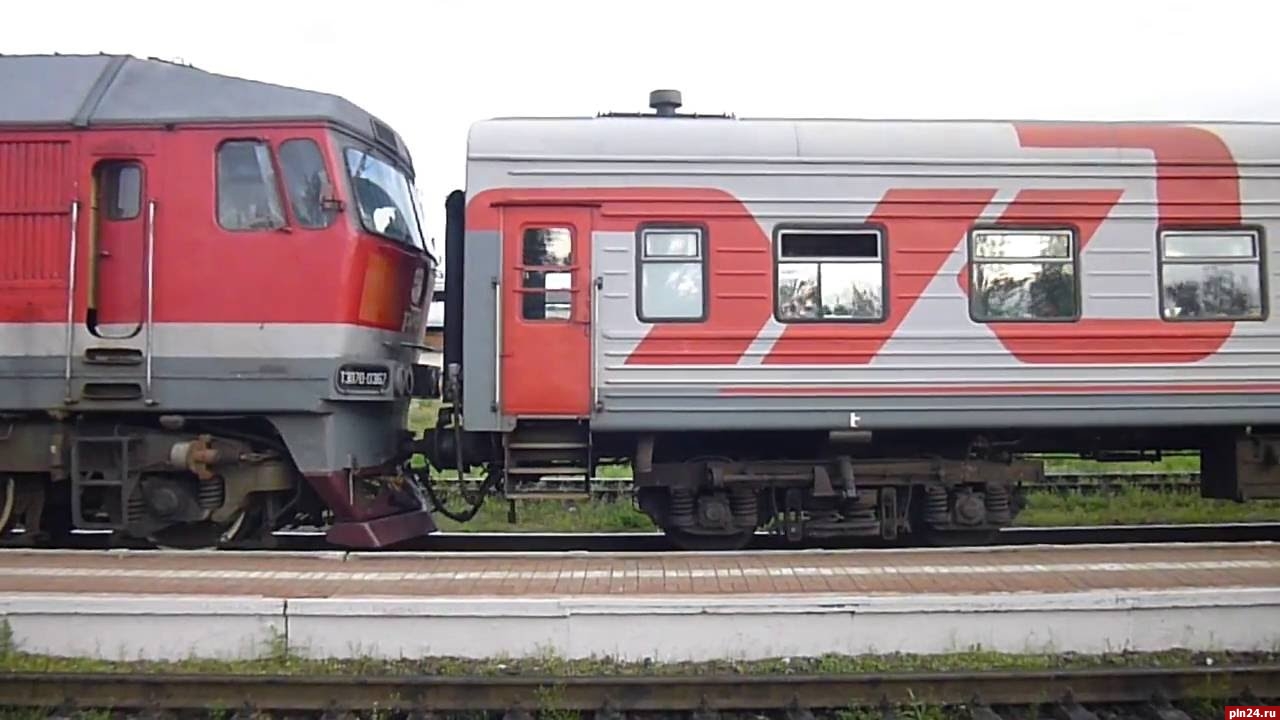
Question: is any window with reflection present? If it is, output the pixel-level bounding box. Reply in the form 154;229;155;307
1159;230;1264;320
969;229;1077;321
97;161;141;221
522;227;573;320
344;147;425;249
775;229;884;321
638;227;705;321
217;140;286;231
279;139;336;229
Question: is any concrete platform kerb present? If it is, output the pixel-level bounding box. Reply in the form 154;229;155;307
3;585;1278;662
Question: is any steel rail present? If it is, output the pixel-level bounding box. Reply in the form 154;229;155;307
366;522;1280;552
0;664;1275;711
26;521;1280;553
428;471;1206;499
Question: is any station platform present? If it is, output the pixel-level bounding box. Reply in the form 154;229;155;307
1;542;1277;663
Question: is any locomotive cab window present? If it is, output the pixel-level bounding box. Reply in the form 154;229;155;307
638;227;705;321
969;228;1077;321
521;226;573;320
216;140;286;231
775;228;885;321
1159;229;1264;320
278;138;336;229
344;147;425;249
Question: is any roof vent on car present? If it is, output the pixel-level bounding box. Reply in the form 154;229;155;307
597;90;734;120
649;89;682;117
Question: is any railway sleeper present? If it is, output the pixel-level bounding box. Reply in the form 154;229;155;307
633;456;1038;550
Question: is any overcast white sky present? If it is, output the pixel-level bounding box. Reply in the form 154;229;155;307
3;0;1277;238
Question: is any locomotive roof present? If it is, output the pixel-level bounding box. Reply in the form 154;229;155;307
0;53;414;173
468;114;1280;165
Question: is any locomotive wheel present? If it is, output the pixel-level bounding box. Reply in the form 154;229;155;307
147;498;275;550
148;511;254;550
917;528;1000;547
0;477;15;536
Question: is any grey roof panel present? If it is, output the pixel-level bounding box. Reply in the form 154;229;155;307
468;115;1280;166
0;54;414;173
0;54;116;125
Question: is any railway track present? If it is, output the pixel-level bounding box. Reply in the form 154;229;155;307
434;470;1207;499
14;520;1277;553
1;664;1275;714
1;470;1270;553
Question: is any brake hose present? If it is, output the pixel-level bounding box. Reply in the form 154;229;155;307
413;411;498;522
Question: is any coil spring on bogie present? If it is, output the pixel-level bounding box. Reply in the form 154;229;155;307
669;488;695;523
844;497;877;524
729;487;758;527
197;476;224;509
925;484;950;524
986;484;1012;522
126;490;146;524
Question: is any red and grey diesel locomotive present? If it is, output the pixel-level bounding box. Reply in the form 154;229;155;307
4;55;1280;551
0;55;439;549
416;90;1280;550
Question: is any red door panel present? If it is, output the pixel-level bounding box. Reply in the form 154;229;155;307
91;159;147;335
501;206;593;416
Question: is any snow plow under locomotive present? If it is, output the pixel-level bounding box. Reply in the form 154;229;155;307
4;56;1280;552
0;55;440;549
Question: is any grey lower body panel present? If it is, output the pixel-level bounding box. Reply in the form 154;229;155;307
590;390;1280;431
1;355;414;474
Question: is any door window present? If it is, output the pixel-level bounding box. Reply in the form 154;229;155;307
98;162;141;221
521;226;573;320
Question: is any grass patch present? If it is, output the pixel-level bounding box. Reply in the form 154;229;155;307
408;399;438;435
1016;486;1280;526
432;496;655;533
1040;454;1200;474
427;488;1280;534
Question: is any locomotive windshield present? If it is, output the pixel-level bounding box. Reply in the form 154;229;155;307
344;147;426;250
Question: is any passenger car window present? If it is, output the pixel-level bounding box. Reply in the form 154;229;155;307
1159;230;1264;320
638;227;705;321
776;229;884;321
216;140;286;231
969;229;1077;321
521;227;573;320
278;139;335;229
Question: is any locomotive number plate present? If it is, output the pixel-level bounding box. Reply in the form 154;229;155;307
338;364;390;392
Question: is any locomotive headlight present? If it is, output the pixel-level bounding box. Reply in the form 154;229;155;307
410;266;426;308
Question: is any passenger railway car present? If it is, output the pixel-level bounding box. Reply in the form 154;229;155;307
0;55;439;549
419;90;1280;549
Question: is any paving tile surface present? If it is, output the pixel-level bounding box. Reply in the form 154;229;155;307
0;543;1275;598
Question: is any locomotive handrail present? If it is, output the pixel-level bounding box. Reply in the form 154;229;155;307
62;200;80;404
144;200;157;406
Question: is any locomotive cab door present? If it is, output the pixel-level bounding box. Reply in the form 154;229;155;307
88;158;149;339
499;205;594;417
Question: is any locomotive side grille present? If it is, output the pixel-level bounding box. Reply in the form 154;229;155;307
0;140;73;283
